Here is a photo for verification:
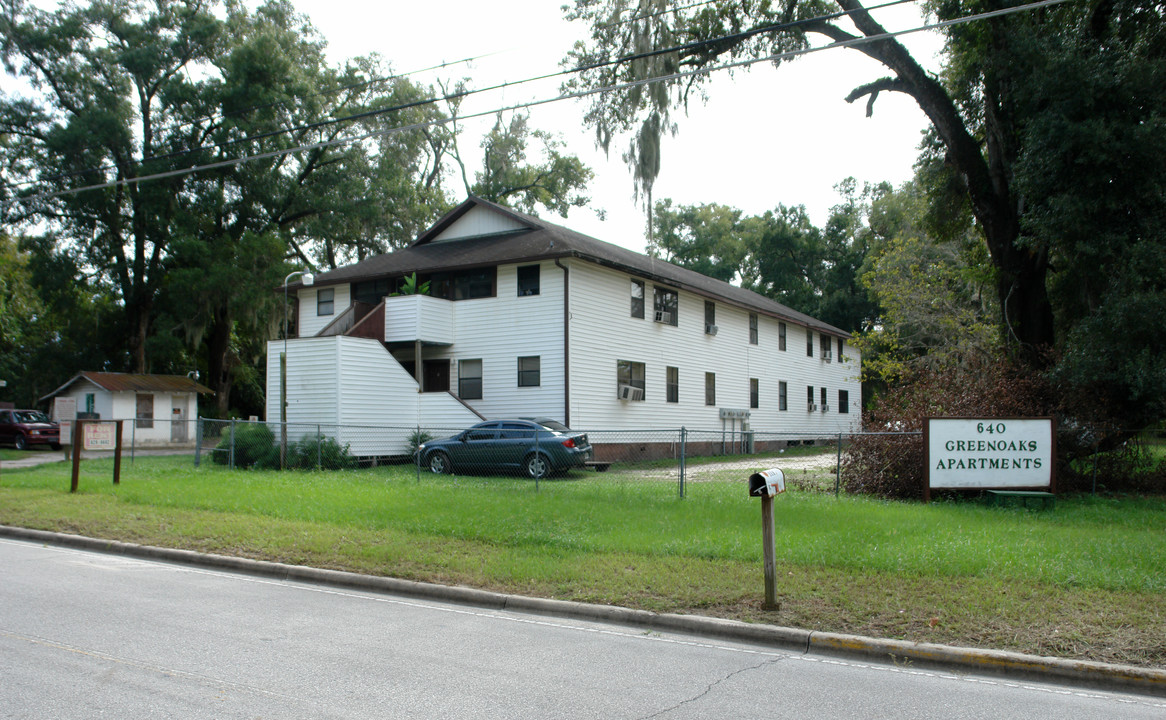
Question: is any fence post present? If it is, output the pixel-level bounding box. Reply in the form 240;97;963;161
228;419;236;470
679;427;687;499
130;419;136;464
194;417;202;467
835;433;843;497
416;425;422;482
317;424;322;470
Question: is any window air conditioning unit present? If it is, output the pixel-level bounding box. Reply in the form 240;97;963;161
807;403;818;413
705;324;719;336
821;404;830;413
617;384;644;401
822;349;833;363
654;310;672;324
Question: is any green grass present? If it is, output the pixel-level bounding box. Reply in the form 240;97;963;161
1;455;1163;667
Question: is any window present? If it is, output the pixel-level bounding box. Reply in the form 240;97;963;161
750;378;759;409
821;332;832;359
704;301;716;333
317;288;335;316
666;366;679;403
839;389;849;414
779;322;786;351
517;265;540;296
517;356;540;387
749;313;758;345
135;393;154;429
806;330;814;357
630;279;645;319
705;372;716;406
617;360;646;400
807;385;815;410
653;286;678;325
838;337;845;361
779;381;787;411
85;393;95;414
459;359;483;400
821;387;828;410
429;267;496;300
352;278;391;306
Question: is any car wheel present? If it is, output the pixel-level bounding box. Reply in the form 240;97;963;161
523;453;549;479
13;435;26;451
428;451;452;474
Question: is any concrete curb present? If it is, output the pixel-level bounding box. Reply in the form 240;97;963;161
3;524;1163;698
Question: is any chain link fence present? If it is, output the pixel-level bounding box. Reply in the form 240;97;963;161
195;418;861;496
192;418;1166;496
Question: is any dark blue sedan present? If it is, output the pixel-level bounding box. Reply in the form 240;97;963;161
419;418;592;478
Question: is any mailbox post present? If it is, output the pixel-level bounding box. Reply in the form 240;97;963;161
748;469;786;610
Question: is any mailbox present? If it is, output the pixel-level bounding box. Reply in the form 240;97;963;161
749;468;785;497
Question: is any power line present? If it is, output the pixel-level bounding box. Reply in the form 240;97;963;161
2;0;919;193
8;0;1071;207
1;0;920;193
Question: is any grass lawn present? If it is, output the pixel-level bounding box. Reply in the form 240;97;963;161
1;453;1163;668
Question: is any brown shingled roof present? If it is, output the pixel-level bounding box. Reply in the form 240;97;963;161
307;196;851;337
41;372;213;401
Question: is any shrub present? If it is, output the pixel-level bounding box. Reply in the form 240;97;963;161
212;422;276;469
271;434;357;471
843;360;1051;499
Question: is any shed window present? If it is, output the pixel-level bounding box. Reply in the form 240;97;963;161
136;394;154;429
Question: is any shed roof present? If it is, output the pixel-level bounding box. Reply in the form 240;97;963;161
305;197;851;337
41;372;213;401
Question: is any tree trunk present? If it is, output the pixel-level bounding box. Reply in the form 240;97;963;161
206;305;234;418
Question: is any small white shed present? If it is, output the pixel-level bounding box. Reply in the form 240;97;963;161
42;372;212;447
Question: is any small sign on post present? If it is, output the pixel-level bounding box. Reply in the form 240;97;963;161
748;469;786;610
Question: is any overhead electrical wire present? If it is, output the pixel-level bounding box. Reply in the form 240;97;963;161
1;0;920;193
8;0;1072;207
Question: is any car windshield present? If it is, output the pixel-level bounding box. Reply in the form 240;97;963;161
15;411;50;423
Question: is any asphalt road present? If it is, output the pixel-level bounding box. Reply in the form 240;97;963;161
2;538;1162;719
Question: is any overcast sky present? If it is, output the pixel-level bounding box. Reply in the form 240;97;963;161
287;0;946;252
7;1;946;254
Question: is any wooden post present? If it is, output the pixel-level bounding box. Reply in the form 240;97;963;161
761;494;779;610
113;420;123;485
70;420;83;493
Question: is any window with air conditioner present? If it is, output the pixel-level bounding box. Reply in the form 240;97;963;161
653;286;678;326
617;360;645;401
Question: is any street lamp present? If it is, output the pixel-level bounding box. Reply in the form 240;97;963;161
281;270;314;469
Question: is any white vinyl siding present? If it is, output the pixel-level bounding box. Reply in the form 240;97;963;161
297;284;351;338
564;261;861;433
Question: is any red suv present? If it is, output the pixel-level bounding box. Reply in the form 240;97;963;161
0;409;62;450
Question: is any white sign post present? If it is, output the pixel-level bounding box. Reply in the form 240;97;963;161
924;418;1056;501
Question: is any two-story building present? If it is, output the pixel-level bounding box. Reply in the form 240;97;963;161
267;197;861;456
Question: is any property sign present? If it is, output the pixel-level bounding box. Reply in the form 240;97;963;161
53;397;77;445
926;417;1055;490
83;422;116;451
